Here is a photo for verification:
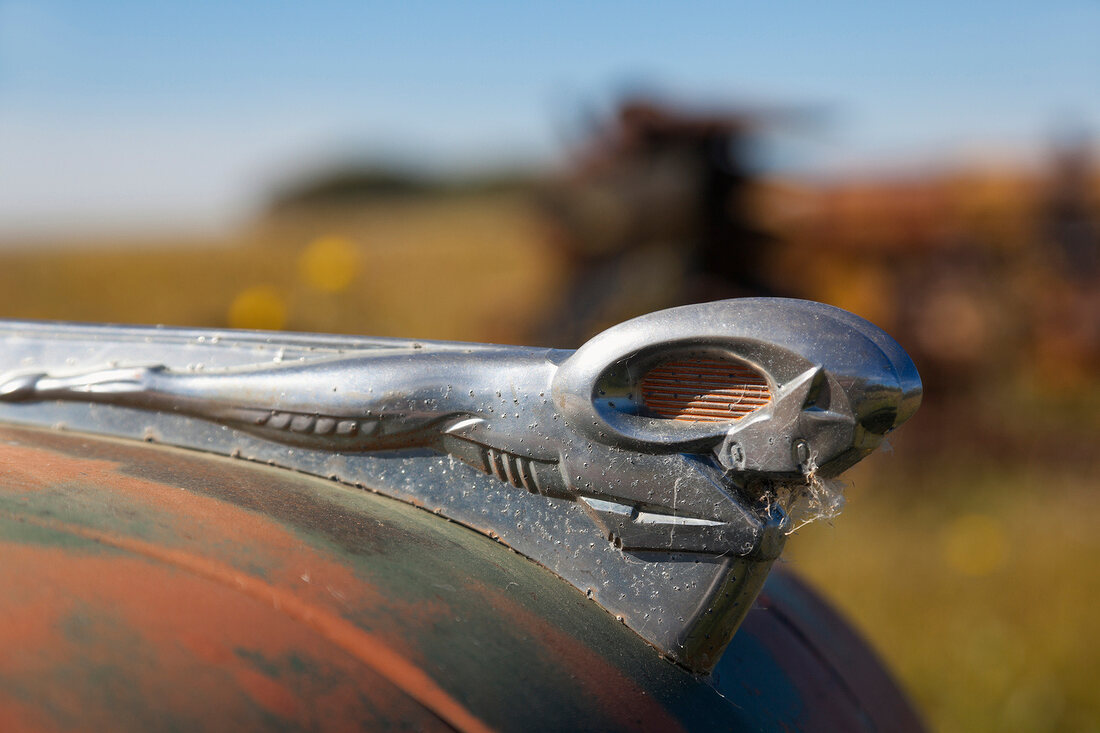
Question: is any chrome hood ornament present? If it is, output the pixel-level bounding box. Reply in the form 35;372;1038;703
0;298;920;671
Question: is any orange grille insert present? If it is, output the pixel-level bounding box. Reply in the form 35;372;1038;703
640;358;771;423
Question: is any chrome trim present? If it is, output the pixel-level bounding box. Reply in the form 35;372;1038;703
0;298;919;671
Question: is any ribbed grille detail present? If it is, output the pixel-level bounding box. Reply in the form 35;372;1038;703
483;447;542;494
640;358;771;423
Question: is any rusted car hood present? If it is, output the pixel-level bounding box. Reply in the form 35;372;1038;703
0;425;920;731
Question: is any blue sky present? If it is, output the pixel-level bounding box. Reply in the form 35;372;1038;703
1;1;1097;236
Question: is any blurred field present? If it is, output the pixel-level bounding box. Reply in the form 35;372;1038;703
0;188;1097;732
0;193;564;344
786;400;1100;733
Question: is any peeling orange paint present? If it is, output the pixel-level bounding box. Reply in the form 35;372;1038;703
0;540;453;731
